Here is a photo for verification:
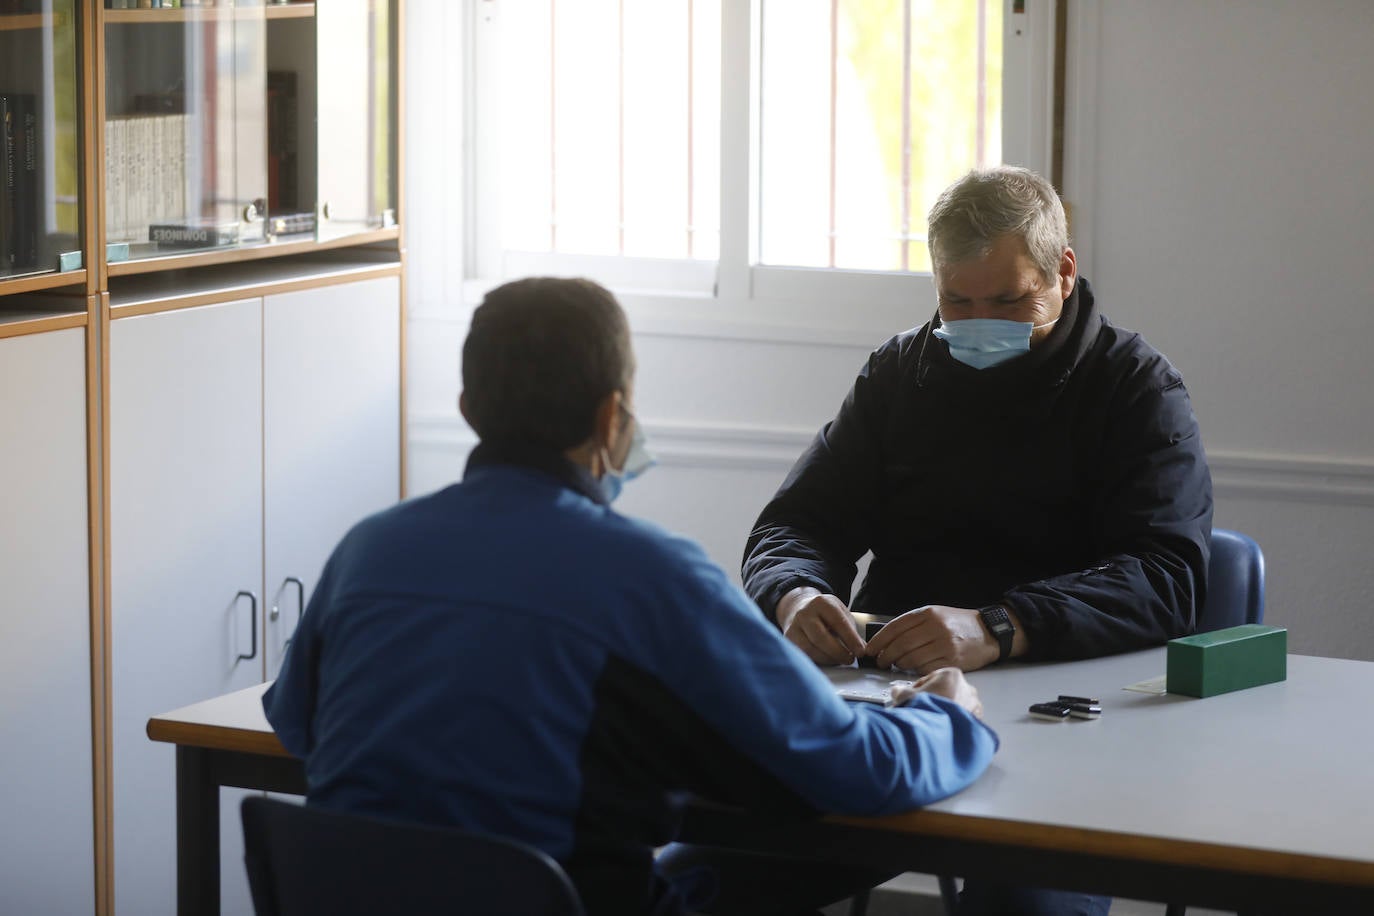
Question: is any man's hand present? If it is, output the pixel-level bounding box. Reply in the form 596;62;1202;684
890;667;984;719
865;605;1012;674
775;586;865;666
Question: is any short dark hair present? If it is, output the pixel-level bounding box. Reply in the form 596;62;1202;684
461;277;634;450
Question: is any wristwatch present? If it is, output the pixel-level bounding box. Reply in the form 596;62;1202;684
978;604;1015;662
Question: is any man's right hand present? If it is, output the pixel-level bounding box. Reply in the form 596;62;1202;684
775;586;866;666
890;667;984;720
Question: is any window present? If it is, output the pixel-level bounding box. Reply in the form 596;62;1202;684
471;0;1053;310
759;0;1001;273
491;0;720;263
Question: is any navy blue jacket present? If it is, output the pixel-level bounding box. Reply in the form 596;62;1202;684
264;444;998;914
743;279;1213;660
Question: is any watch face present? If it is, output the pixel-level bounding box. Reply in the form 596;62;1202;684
981;606;1010;630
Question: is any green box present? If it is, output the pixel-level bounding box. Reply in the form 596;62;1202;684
1166;624;1287;698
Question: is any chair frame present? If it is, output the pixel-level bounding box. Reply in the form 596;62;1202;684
241;796;586;916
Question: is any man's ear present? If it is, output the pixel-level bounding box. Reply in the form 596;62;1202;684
1059;247;1078;299
592;391;624;452
458;392;475;431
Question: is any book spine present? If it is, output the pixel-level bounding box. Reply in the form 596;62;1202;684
111;117;127;242
16;93;37;268
1;95;18;271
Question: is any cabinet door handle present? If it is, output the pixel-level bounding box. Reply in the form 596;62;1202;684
236;590;259;662
277;576;306;651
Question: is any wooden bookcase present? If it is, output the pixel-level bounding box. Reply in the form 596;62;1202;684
0;3;406;914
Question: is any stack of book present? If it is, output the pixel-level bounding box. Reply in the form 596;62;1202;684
1;93;38;273
104;113;197;247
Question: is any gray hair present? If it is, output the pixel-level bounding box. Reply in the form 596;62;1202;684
926;166;1068;281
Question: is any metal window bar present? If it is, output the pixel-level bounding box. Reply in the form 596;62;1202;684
686;0;695;258
549;0;558;251
827;0;839;269
976;0;988;168
618;0;626;255
900;0;912;271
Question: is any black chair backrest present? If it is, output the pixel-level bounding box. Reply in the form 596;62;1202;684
241;797;585;916
1197;528;1266;632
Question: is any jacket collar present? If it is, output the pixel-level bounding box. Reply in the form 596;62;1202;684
916;276;1102;391
464;439;609;506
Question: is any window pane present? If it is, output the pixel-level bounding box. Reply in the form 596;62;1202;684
760;0;1002;273
495;0;721;260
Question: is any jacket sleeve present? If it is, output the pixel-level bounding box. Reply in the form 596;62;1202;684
649;539;999;816
261;555;335;757
1001;372;1213;660
741;346;895;621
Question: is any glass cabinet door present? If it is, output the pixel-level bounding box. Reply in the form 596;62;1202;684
0;0;80;280
314;0;394;241
104;2;267;262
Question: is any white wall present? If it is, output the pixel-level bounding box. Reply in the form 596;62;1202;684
1063;1;1374;659
406;0;1374;661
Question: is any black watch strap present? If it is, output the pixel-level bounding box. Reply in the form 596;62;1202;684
979;604;1015;662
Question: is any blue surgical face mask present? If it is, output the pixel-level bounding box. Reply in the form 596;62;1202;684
600;412;655;504
932;317;1058;370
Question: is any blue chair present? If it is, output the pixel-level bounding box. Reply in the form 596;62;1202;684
241;796;585;916
1195;527;1266;631
1162;528;1265;916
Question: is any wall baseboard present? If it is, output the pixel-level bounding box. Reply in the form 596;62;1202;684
410;413;1374;505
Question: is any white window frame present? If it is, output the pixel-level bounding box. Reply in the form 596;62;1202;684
464;0;1058;338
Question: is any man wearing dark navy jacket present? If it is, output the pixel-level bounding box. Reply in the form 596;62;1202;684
739;166;1212;915
263;277;998;916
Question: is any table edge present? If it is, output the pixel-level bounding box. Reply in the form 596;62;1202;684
830;808;1374;888
146;718;293;758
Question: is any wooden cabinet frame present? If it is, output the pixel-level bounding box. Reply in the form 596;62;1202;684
0;4;408;913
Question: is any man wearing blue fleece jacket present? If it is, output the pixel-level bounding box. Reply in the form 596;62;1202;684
263;276;998;915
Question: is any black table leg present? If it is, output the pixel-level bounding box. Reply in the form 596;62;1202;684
176;744;220;916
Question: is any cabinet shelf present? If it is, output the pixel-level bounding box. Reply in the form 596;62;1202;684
0;11;68;31
0;311;87;338
103;3;313;25
0;289;88;339
0;270;89;298
266;2;314;20
106;227;400;277
109;249;401;316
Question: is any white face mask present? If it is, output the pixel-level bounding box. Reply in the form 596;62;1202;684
600;412;655;503
932;317;1059;369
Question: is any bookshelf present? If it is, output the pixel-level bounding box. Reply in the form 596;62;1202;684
0;2;405;914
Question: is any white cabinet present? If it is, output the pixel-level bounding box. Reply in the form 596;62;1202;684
109;276;401;915
110;299;265;916
263;277;401;675
0;328;96;916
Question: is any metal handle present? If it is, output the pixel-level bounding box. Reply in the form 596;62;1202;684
280;576;305;651
236;590;259;662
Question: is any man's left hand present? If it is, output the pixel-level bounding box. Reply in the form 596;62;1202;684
864;605;1001;674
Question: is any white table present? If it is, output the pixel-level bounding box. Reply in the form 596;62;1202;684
150;649;1374;914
